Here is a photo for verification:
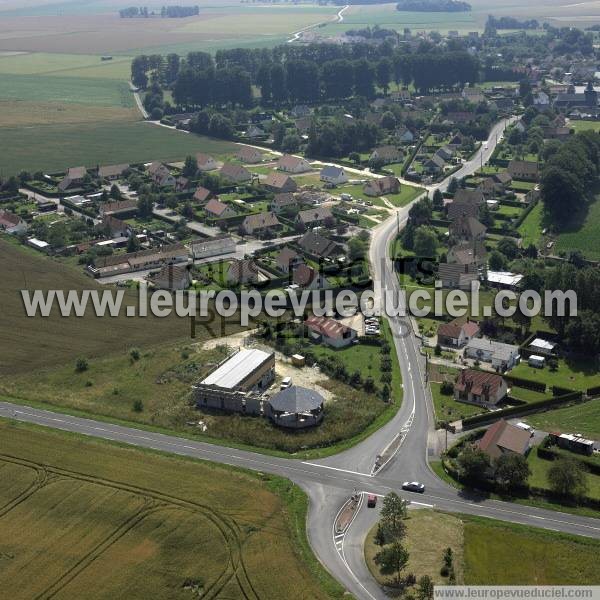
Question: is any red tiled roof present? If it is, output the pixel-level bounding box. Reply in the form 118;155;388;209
305;315;351;340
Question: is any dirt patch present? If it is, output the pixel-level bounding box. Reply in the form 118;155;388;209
198;329;334;401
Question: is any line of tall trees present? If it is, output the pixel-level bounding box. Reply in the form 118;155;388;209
130;43;480;107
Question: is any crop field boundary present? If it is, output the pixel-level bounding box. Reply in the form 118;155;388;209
0;452;260;600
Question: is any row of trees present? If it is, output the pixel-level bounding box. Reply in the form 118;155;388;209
455;444;589;500
131;44;480;107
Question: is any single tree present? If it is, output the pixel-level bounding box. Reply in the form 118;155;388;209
494;453;531;492
547;458;588;499
374;541;410;585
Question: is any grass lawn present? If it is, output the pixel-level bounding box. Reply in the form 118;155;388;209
570;120;600;132
0;122;238;175
518;202;544;247
364;510;465;587
555;195;600;261
527;451;600;501
386;183;425;207
431;381;486;423
310;342;382;386
0;420;342;599
366;509;600;589
526;399;600;440
510;358;600;392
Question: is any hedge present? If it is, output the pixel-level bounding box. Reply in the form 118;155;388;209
537;445;600;477
461;391;583;428
504;374;547;393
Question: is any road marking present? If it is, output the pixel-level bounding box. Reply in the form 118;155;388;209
302;463;372;477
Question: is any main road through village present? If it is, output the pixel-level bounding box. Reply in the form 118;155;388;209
2;116;600;599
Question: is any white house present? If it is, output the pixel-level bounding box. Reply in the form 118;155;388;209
320;165;348;185
465;338;520;371
196;153;219;172
277;155;312;174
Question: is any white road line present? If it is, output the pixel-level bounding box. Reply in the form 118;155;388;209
303;463;372;477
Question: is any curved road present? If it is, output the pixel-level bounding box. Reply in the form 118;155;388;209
2;117;598;599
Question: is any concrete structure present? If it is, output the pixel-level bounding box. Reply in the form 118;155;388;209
464;338;519;371
528;355;545;368
266;386;324;429
189;236;235;260
193;349;275;415
551;432;595;456
88;243;189;278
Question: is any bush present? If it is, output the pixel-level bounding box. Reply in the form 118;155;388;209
130;348;140;361
75;357;88;373
440;381;454;395
133;399;144;413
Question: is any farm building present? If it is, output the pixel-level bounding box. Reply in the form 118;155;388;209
193;348;275;415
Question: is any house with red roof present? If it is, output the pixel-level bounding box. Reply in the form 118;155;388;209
478;419;531;460
305;315;357;348
437;319;479;348
454;369;507;408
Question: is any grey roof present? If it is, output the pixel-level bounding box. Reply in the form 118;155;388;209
269;385;324;414
201;349;273;390
466;337;518;361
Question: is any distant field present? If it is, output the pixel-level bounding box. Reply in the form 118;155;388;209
555;195;600;260
0;52;132;79
0;71;136;126
0;6;337;55
0;73;133;106
0;420;339;599
0;122;237;174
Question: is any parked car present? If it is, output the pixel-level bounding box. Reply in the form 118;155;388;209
402;481;425;493
367;494;377;508
280;376;292;390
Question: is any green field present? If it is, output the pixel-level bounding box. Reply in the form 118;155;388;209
570;120;600;132
0;122;237;174
0;238;195;374
526;399;600;440
555;195;600;261
0;52;132;79
366;509;600;588
0;73;133;104
0;420;341;599
463;514;600;584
